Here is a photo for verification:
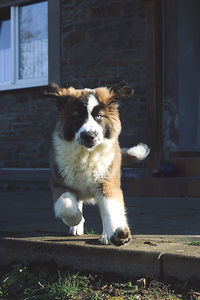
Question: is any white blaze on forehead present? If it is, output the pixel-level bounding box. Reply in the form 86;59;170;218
87;94;99;114
84;93;101;132
75;92;104;147
84;88;93;92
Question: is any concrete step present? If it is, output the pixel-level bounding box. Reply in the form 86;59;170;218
0;189;200;283
1;235;200;284
0;168;50;190
122;167;200;197
1;168;200;197
168;157;200;177
122;176;200;197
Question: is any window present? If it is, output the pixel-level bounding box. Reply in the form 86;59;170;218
0;8;11;83
0;1;48;90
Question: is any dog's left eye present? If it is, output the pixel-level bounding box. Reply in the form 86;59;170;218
95;114;102;121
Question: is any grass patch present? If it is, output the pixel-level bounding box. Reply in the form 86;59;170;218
186;240;200;246
0;264;90;300
0;263;199;299
84;228;96;235
46;272;90;299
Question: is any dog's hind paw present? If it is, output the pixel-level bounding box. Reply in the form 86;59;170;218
110;227;132;246
127;143;150;161
69;217;85;236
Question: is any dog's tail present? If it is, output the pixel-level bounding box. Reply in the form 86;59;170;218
121;143;150;167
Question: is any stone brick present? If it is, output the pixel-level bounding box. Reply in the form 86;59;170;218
123;0;144;13
90;2;122;19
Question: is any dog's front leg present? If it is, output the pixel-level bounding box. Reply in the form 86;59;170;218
97;191;131;246
53;189;82;227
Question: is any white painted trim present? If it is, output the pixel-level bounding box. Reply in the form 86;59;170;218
11;6;15;84
15;5;19;81
0;78;48;91
0;168;50;171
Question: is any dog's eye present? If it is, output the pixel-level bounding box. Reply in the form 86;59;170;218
95;114;102;121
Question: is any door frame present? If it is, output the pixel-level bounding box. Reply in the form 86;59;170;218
144;0;163;172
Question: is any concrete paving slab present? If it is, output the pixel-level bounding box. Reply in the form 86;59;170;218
162;253;200;282
0;236;160;280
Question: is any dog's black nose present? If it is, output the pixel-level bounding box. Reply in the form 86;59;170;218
80;131;97;148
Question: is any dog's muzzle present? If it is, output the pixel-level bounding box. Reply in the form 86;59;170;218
79;131;98;148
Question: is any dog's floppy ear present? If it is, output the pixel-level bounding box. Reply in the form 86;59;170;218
44;83;69;98
44;83;68;110
44;83;78;111
110;81;134;102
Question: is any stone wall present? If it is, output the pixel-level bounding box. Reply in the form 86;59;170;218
0;88;56;168
0;0;147;168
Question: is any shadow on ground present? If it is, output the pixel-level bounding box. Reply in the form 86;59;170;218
0;189;200;238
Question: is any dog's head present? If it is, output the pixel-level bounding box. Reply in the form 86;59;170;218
45;82;134;149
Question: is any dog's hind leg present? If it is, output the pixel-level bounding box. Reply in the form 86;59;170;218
69;201;85;236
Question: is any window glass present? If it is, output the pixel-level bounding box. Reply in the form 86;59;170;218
19;1;48;80
0;8;11;83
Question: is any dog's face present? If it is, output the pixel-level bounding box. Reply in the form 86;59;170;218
45;83;133;149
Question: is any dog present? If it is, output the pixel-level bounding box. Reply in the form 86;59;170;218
45;82;150;246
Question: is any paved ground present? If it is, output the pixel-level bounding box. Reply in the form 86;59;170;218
0;189;200;236
0;188;200;282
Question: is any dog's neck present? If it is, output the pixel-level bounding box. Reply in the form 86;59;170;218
53;130;117;165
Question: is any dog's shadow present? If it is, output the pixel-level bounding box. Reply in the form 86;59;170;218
45;236;103;246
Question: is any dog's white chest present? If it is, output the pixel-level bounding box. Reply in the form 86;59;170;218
53;134;114;197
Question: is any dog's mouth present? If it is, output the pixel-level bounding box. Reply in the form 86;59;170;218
77;131;101;149
79;140;96;149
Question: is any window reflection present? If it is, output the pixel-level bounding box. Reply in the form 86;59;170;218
19;1;48;80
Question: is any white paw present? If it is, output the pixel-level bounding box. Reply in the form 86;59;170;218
54;192;82;227
99;232;110;245
127;143;150;161
69;217;85;236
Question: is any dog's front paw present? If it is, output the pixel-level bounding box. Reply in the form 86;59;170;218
54;192;82;226
110;226;132;246
127;143;150;161
99;232;110;245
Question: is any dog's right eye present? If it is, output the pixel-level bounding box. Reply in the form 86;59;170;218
72;112;79;118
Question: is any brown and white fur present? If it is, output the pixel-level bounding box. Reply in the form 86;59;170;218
45;82;150;246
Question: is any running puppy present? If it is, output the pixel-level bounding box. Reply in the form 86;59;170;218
45;82;150;246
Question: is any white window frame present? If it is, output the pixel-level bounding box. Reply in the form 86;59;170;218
0;3;48;91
